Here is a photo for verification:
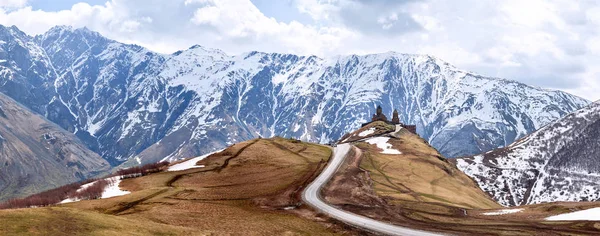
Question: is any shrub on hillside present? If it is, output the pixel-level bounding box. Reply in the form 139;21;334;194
0;161;170;209
0;179;95;209
115;161;169;179
67;178;112;201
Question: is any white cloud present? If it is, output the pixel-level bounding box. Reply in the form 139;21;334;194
0;0;27;8
0;0;598;101
0;0;355;55
312;0;600;101
295;0;338;21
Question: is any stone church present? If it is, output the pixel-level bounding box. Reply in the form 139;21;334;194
363;105;417;134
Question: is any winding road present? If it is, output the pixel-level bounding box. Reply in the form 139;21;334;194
301;143;443;236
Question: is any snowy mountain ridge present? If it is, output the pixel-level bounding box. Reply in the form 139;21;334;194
0;25;589;166
456;101;600;206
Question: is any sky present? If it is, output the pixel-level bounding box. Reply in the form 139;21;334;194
0;0;598;101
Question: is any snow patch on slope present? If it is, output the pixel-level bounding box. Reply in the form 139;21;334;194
101;177;130;198
168;149;223;171
482;209;523;215
546;208;600;221
365;137;402;154
358;128;375;137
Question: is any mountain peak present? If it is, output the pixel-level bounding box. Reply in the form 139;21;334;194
169;44;228;60
188;44;204;50
0;24;29;40
40;25;106;42
48;25;74;32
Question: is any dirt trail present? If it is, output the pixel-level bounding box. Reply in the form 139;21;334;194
214;139;260;172
106;188;170;215
267;140;311;163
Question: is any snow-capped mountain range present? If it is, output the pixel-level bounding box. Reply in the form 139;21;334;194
0;25;589;166
455;101;600;206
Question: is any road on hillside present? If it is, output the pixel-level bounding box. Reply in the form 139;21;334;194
301;143;444;236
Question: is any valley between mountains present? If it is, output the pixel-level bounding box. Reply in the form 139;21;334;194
2;122;600;235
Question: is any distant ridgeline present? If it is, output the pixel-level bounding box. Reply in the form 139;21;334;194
362;105;417;134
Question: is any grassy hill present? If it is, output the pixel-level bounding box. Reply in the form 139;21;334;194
358;128;500;209
322;123;600;235
0;138;353;236
0;207;198;236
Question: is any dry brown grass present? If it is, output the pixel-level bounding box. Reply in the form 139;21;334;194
0;207;201;236
8;132;599;235
0;138;343;235
359;130;500;209
173;138;328;201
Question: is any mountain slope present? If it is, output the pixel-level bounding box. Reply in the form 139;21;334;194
0;92;110;201
0;25;589;166
455;101;600;206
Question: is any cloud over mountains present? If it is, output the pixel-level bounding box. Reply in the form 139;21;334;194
0;0;598;100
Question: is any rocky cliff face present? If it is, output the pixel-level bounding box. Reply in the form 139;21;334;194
0;25;589;167
455;101;600;206
0;93;110;201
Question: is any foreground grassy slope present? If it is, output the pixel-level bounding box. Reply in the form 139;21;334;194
0;207;197;236
0;138;347;236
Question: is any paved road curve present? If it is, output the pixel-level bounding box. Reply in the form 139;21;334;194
302;143;444;236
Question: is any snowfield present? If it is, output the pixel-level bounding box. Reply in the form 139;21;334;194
168;150;222;171
546;208;600;221
365;137;402;154
358;128;375;137
482;209;523;216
